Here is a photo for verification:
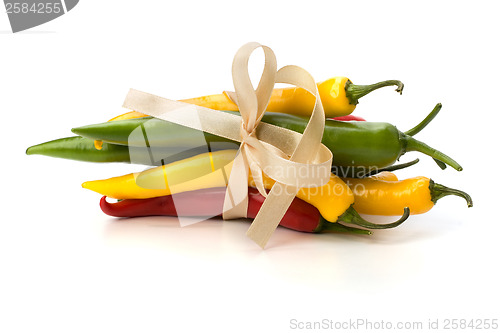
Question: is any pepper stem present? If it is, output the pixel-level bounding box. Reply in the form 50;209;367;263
345;79;404;105
403;103;448;170
338;206;410;230
430;180;473;207
362;158;419;177
403;135;463;171
405;103;442;136
317;218;372;235
433;158;447;170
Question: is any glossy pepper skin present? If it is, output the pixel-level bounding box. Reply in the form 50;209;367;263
91;113;365;151
99;187;371;235
26;136;132;163
223;77;402;117
82;150;355;223
105;77;403;120
72;111;462;171
344;174;473;215
90;78;399;149
25;136;213;165
84;149;411;229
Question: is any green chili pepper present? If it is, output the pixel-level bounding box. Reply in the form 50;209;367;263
26;136;132;163
70;105;462;171
26;136;231;165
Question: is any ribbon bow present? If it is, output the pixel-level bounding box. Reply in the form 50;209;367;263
123;42;333;248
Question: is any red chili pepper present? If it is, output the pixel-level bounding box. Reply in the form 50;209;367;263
100;187;372;235
331;115;366;121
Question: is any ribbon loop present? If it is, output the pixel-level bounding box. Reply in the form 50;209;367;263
231;42;277;131
222;43;280;221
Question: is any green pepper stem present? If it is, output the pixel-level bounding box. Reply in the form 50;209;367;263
345;79;404;105
317;218;372;235
430;180;473;207
404;103;449;170
362;158;420;177
405;103;442;136
433;158;447;170
404;135;463;171
338;206;410;230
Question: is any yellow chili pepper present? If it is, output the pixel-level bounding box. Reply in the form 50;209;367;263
109;77;402;119
191;77;402;117
82;150;355;223
343;174;472;215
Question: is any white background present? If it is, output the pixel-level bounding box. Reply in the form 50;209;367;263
1;1;499;332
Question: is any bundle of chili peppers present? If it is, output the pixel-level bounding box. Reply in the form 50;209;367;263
26;77;472;236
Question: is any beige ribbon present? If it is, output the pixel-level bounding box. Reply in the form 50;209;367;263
122;42;333;248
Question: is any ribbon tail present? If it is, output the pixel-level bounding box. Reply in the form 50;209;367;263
246;183;298;249
222;149;250;220
248;159;267;198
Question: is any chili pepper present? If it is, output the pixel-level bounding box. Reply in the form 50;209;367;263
94;113;366;150
99;187;374;234
231;77;403;117
72;103;462;171
82;150;352;222
90;78;392;149
261;104;461;170
317;104;442;173
82;149;410;226
93;111;156;150
25;136;221;165
106;112;367;123
90;81;373;150
26;136;132;163
100;187;409;233
107;78;403;121
344;175;473;215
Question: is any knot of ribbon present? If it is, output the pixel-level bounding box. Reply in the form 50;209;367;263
122;42;333;248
